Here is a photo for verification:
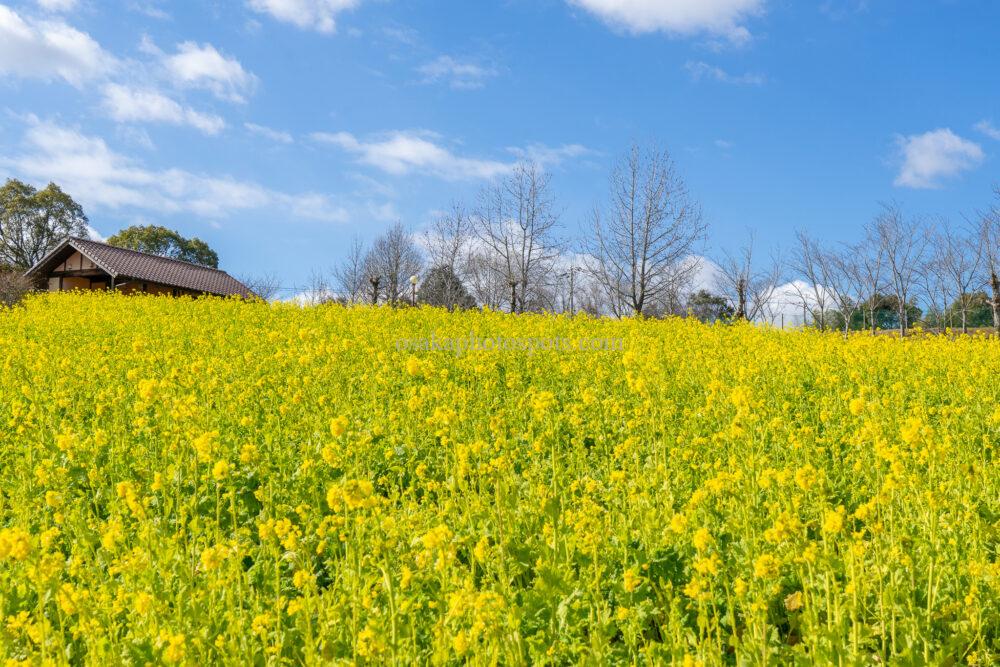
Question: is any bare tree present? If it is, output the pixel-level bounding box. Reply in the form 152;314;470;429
0;270;34;307
421;204;476;308
917;243;950;332
872;203;928;337
239;272;282;301
788;230;835;330
332;236;369;304
714;232;781;322
423;203;472;274
824;247;866;337
554;265;583;314
464;248;507;309
978;190;1000;332
851;227;886;335
584;143;706;317
576;274;612;316
927;221;981;333
475;162;561;313
365;223;423;306
302;269;333;306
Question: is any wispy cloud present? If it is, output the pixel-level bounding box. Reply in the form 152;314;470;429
975;120;1000;141
244;122;293;144
247;0;363;34
36;0;78;12
312;130;593;180
2;119;347;222
128;1;170;20
418;56;497;90
100;83;226;135
310;130;512;180
819;0;870;21
685;61;765;85
567;0;764;44
381;24;419;46
894;128;984;189
507;143;594;167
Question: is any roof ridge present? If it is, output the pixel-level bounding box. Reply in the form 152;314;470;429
70;236;231;275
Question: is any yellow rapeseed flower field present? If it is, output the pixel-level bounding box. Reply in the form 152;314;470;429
2;292;1000;665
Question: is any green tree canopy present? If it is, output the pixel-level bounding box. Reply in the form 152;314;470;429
687;290;733;324
0;179;89;269
829;293;922;332
107;225;219;268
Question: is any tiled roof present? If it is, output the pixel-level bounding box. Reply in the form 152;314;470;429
27;237;253;298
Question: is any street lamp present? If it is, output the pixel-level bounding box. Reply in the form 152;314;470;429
409;274;418;306
559;266;582;315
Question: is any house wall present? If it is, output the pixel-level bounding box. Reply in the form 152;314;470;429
53;251;98;273
48;276;110;292
116;281;198;297
46;276;200;296
61;277;93;291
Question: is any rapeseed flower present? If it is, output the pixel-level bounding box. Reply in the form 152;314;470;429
0;292;995;664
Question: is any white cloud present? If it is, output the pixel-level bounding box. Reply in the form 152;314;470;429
36;0;78;11
690;255;722;294
693;259;819;326
975;120;1000;142
819;0;870;21
507;143;594;167
757;280;858;328
287;192;349;222
366;201;399;222
382;25;418;45
311;130;513;180
418;56;497;90
163;41;257;103
116;125;155;150
894;128;984;189
138;33;160;56
245;122;293;144
129;2;170;20
685;60;764;85
1;120;348;222
247;0;361;33
0;4;115;86
100;83;226;135
567;0;764;43
313;130;594;180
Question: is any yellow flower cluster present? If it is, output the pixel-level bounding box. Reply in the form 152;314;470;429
0;291;999;664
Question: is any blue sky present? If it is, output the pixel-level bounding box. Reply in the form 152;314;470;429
1;0;998;292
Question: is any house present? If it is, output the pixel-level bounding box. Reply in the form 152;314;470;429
25;237;254;298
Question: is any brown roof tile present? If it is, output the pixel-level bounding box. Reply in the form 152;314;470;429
27;237;253;298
